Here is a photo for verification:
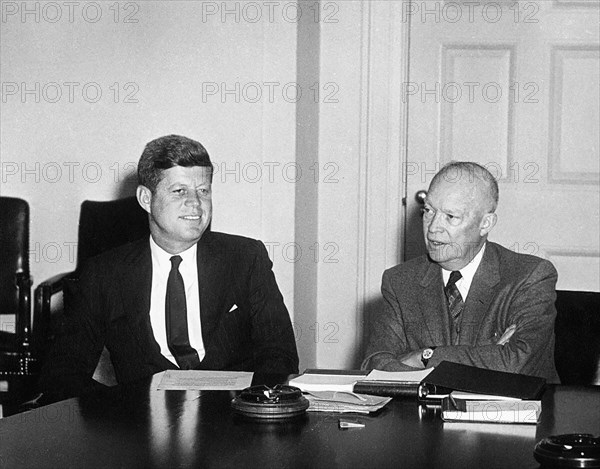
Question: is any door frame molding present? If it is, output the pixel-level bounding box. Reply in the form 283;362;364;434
355;0;411;358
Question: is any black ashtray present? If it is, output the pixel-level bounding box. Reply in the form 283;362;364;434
534;434;600;468
231;384;309;420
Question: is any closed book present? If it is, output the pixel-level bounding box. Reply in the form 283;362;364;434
353;380;419;398
353;368;433;398
419;361;546;403
441;396;542;424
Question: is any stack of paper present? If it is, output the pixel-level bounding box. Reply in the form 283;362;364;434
287;370;400;412
304;391;392;414
288;370;366;393
362;369;434;382
441;391;542;424
443;420;537;438
288;368;433;398
156;370;254;390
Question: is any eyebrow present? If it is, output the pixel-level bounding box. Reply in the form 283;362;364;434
425;200;464;217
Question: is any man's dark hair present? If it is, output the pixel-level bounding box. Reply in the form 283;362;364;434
431;161;499;212
137;135;213;192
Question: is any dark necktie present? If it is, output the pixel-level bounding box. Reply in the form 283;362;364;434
165;255;200;370
445;270;464;342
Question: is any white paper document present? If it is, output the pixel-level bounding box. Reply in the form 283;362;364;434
288;373;363;392
305;391;392;414
443;421;537;438
450;390;522;401
157;370;254;391
363;368;433;382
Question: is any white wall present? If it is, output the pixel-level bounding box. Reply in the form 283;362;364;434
1;1;408;370
1;1;300;348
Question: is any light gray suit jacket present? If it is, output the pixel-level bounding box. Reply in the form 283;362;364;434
363;242;560;383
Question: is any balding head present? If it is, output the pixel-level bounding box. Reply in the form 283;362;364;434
423;161;499;270
430;161;499;214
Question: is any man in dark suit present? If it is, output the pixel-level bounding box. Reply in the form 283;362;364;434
363;161;560;382
40;135;299;402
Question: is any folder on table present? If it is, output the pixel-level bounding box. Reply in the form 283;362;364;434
418;361;546;404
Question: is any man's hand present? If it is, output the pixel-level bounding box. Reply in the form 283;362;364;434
399;350;425;369
496;324;517;345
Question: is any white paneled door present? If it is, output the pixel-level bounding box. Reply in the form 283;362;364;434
403;0;600;291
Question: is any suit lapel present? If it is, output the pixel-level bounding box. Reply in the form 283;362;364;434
197;232;230;343
418;261;452;345
459;243;500;343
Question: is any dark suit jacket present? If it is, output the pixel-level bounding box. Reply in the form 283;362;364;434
363;242;560;383
40;231;299;402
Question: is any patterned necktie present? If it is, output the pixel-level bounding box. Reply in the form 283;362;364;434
165;255;200;370
445;270;464;342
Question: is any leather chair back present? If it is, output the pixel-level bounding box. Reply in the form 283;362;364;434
36;197;150;388
75;197;149;271
72;197;149;386
554;290;600;385
0;197;31;345
0;197;37;410
0;197;30;317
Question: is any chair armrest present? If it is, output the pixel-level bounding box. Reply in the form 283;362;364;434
34;271;75;317
33;271;75;352
36;271;75;297
15;273;32;344
34;271;76;310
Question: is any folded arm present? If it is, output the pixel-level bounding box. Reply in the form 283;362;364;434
427;261;557;375
363;260;558;377
394;323;517;368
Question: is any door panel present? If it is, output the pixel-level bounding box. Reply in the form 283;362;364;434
404;0;599;291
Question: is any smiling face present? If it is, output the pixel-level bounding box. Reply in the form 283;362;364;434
422;176;497;271
137;165;212;254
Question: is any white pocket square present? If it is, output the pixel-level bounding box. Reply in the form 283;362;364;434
228;304;238;312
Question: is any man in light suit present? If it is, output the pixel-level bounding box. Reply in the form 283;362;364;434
40;135;299;402
363;161;560;382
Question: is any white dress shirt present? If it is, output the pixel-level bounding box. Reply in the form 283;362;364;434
149;236;205;366
441;242;486;302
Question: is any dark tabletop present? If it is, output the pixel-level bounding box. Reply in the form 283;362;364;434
1;373;599;469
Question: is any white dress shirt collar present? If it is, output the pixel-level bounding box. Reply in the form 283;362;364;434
442;242;486;301
149;236;197;273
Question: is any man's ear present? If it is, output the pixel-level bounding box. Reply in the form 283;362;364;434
479;212;497;236
136;185;152;214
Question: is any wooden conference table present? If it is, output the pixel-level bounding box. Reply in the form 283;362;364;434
1;373;599;469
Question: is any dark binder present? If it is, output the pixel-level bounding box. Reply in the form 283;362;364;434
418;361;546;403
353;380;419;398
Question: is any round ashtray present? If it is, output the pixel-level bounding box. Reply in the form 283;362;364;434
231;384;309;420
534;434;600;468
